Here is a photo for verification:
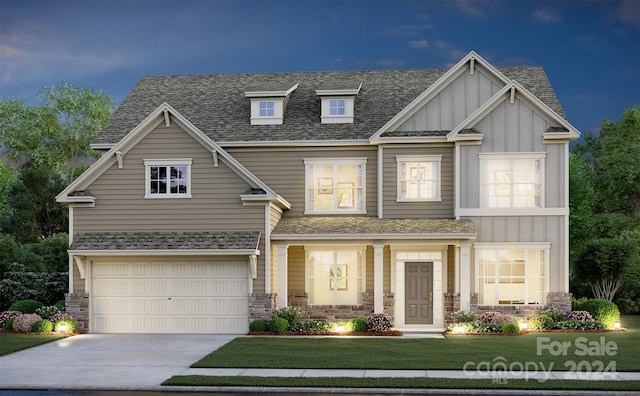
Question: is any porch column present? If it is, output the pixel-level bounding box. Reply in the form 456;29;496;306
373;242;384;312
276;243;289;308
459;242;471;310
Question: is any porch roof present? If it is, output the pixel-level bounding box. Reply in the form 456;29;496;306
271;217;476;240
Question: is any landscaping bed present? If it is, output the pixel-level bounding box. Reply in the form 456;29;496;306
248;330;404;336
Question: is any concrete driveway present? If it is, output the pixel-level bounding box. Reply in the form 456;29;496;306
0;333;237;390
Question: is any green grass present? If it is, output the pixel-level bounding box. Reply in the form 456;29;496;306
163;376;640;391
191;315;640;371
0;332;67;356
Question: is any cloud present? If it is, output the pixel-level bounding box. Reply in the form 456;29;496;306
409;40;429;48
533;9;561;23
452;0;486;19
613;0;640;28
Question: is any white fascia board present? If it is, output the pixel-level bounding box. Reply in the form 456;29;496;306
245;83;299;97
457;208;568;216
217;139;371;147
370;51;510;142
90;143;115;150
270;233;477;241
374;136;450;144
241;194;291;209
68;249;261;256
316;82;362;96
448;83;513;140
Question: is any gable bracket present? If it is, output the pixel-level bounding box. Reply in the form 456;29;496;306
249;255;257;279
510;86;516;104
163;109;171;127
115;151;124;169
212;150;219;167
74;256;86;279
470;56;475;75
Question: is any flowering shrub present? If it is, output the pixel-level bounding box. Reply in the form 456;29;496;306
273;306;302;330
0;311;21;328
12;313;42;332
477;311;501;324
50;312;74;324
450;310;477;323
555;320;605;331
492;314;519;326
367;312;392;332
473;323;503;333
565;310;594;322
301;320;332;332
35;306;60;320
541;308;567;322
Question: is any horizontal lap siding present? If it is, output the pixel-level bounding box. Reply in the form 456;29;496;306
382;145;455;218
74;125;264;233
227;146;378;217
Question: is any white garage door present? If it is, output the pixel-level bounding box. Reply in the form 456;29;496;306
91;258;249;333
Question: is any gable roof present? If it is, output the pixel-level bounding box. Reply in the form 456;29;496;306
93;53;567;146
57;102;290;208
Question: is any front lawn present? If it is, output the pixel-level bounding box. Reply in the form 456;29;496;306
191;315;640;371
0;332;67;356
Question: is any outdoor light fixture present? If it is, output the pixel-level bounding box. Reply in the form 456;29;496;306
614;320;621;330
336;324;345;333
521;322;528;331
454;325;465;334
58;323;68;333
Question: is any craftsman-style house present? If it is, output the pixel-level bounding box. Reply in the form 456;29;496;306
57;52;580;333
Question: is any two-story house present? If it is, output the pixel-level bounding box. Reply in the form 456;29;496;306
57;51;580;333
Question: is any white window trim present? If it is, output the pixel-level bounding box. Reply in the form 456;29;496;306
479;152;546;209
144;158;193;199
304;158;367;214
395;155;442;202
320;97;355;124
473;242;550;306
250;98;284;125
304;245;367;307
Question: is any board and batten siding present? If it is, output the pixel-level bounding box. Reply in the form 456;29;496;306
468;216;566;293
396;66;503;132
382;144;455;219
226;146;378;217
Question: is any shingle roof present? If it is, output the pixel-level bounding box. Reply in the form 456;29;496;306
70;231;261;251
95;66;565;145
271;217;475;237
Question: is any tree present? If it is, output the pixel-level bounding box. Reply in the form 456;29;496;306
568;152;595;271
0;82;115;183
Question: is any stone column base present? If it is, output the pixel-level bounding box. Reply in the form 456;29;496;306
65;293;89;332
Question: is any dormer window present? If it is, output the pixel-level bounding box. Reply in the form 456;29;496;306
316;81;362;124
245;83;298;125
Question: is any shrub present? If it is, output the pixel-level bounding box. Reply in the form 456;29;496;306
301;320;332;332
32;319;53;333
528;314;554;331
580;299;620;329
54;300;65;311
348;317;368;332
446;322;475;333
54;318;77;333
565;310;594;322
502;322;520;334
268;317;289;333
492;314;519;326
473;323;502;333
50;312;74;324
367;312;392;332
555;320;606;331
273;306;302;330
249;319;268;332
541;308;567;322
12;313;42;332
477;311;501;324
451;310;477;323
35;305;60;320
5;318;16;330
0;310;21;328
9;299;44;314
572;296;589;311
0;263;68;309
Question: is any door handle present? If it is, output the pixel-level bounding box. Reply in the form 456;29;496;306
429;292;432;307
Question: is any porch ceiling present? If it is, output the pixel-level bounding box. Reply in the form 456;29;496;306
271;217;476;240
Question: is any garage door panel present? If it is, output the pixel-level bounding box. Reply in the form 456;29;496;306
91;260;249;333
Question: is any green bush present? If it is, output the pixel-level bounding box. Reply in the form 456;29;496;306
54;318;77;333
9;299;44;313
268;317;289;333
54;300;65;311
556;320;606;331
348;317;368;332
528;314;554;331
32;319;53;332
572;296;589;311
249;319;268;332
502;322;520;334
451;310;477;323
541;308;567;322
273;306;302;330
5;317;16;329
580;299;620;329
472;323;502;333
301;320;331;332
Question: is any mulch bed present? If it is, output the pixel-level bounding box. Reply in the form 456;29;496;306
247;330;404;336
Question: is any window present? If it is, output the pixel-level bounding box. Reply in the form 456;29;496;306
329;99;346;116
475;245;548;305
480;153;544;208
259;100;275;117
306;248;365;306
396;155;442;201
305;158;366;213
144;159;192;198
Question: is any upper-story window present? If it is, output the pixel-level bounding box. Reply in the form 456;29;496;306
305;158;366;214
396;155;442;202
259;100;275;117
144;159;192;198
329;99;346;116
480;153;544;208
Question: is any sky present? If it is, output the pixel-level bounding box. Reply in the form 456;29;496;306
0;0;638;138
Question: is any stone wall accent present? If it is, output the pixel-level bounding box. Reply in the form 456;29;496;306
65;292;89;332
287;292;395;324
444;293;461;325
546;292;572;313
468;292;573;321
249;293;276;321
